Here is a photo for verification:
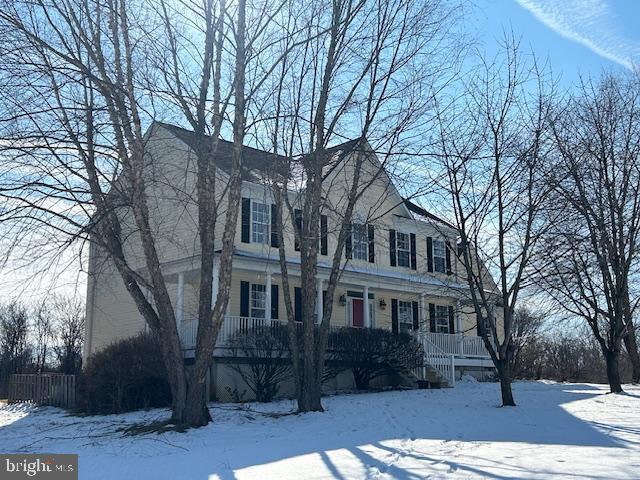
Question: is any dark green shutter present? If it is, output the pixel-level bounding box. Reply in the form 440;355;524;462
294;287;302;322
448;305;455;333
240;281;250;317
368;224;375;263
391;299;398;334
389;229;396;266
345;223;352;259
320;215;328;255
241;198;251;243
294;209;302;251
426;237;433;272
446;239;452;275
271;284;279;319
410;233;417;270
271;204;279;248
412;301;419;330
429;303;436;332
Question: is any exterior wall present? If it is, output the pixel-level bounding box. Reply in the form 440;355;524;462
85;124;493;359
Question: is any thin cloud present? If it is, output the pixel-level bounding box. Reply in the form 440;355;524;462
516;0;640;70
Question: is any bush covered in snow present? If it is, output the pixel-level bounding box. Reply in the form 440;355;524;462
78;333;171;414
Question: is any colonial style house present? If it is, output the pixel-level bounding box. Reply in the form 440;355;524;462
83;122;495;401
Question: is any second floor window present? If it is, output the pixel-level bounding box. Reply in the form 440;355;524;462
252;201;269;244
433;239;446;273
250;284;266;318
396;232;411;268
352;223;368;261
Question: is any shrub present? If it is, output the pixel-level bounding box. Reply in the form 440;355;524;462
78;333;171;414
227;327;292;402
326;328;423;390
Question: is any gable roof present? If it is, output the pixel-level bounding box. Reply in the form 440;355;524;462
155;122;288;182
403;198;456;230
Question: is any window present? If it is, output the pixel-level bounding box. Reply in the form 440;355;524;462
352;223;368;261
398;301;413;333
434;305;449;333
251;201;269;244
250;284;266;318
396;232;411;268
433;239;446;273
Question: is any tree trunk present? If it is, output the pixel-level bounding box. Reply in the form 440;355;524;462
605;350;624;393
497;360;516;406
623;332;640;384
183;377;211;427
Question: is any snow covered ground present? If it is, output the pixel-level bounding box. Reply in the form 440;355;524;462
1;380;639;479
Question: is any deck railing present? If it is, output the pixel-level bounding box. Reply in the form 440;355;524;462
179;316;491;359
422;332;491;358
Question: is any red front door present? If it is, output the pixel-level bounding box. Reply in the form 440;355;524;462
352;299;364;328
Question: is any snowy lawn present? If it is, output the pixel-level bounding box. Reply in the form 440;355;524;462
1;380;639;479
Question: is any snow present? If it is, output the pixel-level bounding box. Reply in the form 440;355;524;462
1;380;640;479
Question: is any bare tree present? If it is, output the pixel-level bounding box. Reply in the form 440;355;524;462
535;73;640;391
430;39;555;405
266;0;462;412
51;296;85;374
32;301;53;373
0;302;31;378
0;0;292;426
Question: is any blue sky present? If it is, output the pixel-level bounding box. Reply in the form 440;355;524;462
470;0;640;85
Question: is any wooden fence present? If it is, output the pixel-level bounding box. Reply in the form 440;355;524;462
8;374;77;409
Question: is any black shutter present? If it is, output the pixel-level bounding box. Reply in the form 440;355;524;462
294;209;302;251
271;204;279;248
368;224;375;263
429;303;436;332
271;284;279;319
446;240;452;275
241;198;251;243
345;223;352;259
391;299;398;334
410;233;417;270
389;229;397;266
240;281;250;317
294;287;302;322
426;236;433;272
412;301;419;330
448;305;455;333
320;215;328;255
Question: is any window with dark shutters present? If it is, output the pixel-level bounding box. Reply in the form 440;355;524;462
241;198;251;243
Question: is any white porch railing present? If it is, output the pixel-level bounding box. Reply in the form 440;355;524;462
416;333;456;386
423;332;491;358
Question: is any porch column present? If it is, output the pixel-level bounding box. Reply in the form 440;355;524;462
363;286;370;328
317;278;323;323
265;271;272;321
176;272;185;324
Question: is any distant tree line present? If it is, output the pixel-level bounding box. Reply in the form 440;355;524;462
0;296;84;397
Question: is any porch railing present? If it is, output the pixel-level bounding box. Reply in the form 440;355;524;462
423;332;491;358
179;317;491;359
